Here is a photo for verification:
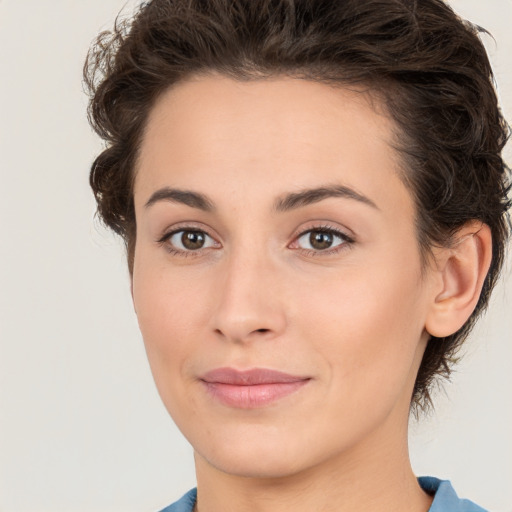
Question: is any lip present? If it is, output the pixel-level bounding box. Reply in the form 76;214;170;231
200;368;311;409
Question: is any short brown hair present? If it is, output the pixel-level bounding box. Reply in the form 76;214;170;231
84;0;510;411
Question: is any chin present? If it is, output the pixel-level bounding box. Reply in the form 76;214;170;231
200;449;308;480
192;424;315;479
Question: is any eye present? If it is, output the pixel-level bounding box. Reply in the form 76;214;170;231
164;229;218;252
294;228;351;252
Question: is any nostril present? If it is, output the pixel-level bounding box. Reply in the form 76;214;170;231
255;328;270;333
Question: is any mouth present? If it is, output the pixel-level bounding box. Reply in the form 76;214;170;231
199;368;311;409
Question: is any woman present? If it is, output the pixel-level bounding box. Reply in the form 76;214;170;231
84;0;510;510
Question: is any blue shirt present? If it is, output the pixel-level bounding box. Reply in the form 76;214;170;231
158;476;488;512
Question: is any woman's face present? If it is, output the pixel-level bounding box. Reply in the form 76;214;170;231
132;74;435;478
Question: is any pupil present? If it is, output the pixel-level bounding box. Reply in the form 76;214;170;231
182;231;205;250
310;231;333;250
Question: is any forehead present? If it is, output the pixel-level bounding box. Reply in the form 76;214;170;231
140;73;394;163
135;74;412;218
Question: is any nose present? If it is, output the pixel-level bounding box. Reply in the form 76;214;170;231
210;248;287;344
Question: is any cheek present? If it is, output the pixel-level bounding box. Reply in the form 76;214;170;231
295;251;426;399
131;262;217;436
131;256;209;386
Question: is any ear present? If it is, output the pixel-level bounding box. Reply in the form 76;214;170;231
425;221;492;338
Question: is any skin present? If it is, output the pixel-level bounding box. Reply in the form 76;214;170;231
131;74;491;512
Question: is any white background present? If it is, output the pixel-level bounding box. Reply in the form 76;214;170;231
0;1;510;511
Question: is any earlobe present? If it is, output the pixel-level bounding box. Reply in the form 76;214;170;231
425;222;492;338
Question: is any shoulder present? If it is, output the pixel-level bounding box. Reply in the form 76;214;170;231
419;476;488;512
159;481;487;512
158;488;197;512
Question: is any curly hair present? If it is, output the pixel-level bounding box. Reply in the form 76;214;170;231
84;0;510;411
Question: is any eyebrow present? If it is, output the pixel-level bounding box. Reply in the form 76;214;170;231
144;184;378;213
273;185;379;212
145;187;215;211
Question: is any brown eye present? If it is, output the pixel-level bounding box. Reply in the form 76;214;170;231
295;228;349;252
181;231;206;250
167;229;217;252
309;231;334;250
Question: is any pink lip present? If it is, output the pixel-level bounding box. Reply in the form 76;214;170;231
200;368;310;408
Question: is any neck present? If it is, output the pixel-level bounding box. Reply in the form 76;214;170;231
193;412;432;512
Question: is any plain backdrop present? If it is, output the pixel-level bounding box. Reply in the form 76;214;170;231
0;1;511;511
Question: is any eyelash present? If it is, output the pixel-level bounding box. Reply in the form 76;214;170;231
157;224;354;258
156;225;218;258
291;224;354;257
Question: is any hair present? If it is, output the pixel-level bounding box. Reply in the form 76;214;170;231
84;0;510;411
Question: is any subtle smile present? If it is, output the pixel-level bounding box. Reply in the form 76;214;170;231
200;368;311;409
